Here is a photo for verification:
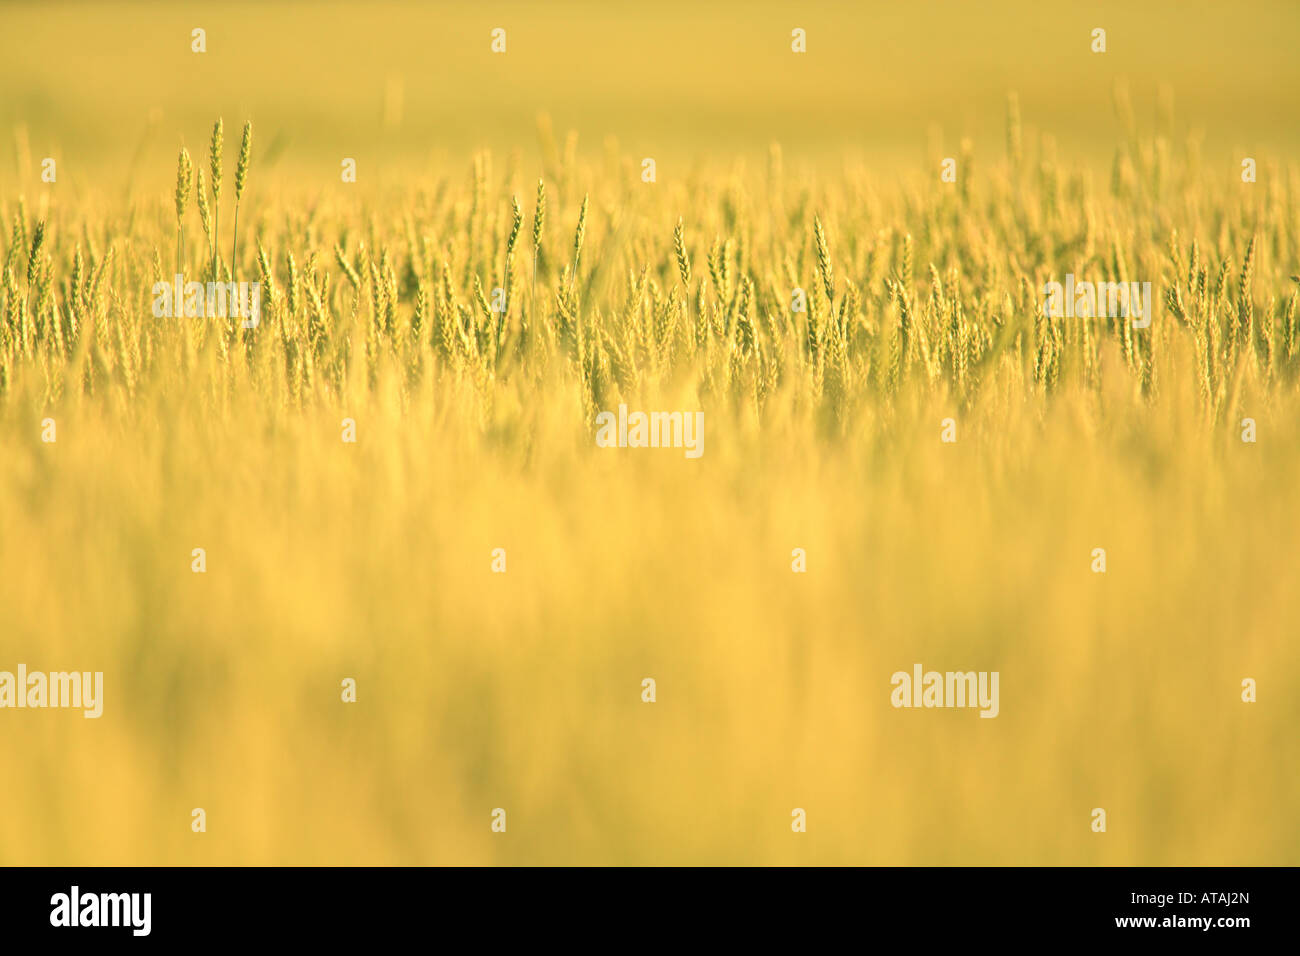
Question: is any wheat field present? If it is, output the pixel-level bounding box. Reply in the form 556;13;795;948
0;1;1297;865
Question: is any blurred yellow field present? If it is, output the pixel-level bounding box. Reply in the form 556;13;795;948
0;1;1297;866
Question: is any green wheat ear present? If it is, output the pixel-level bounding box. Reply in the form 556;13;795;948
175;147;193;274
209;118;224;199
26;219;45;289
530;178;546;323
195;167;212;242
209;118;224;279
175;148;193;221
231;121;253;277
814;215;833;305
674;217;691;288
507;195;523;259
234;121;252;202
571;193;588;293
532;178;546;250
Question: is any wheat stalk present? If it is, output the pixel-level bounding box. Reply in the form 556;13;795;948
175;147;192;275
209;118;224;279
231;121;252;279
